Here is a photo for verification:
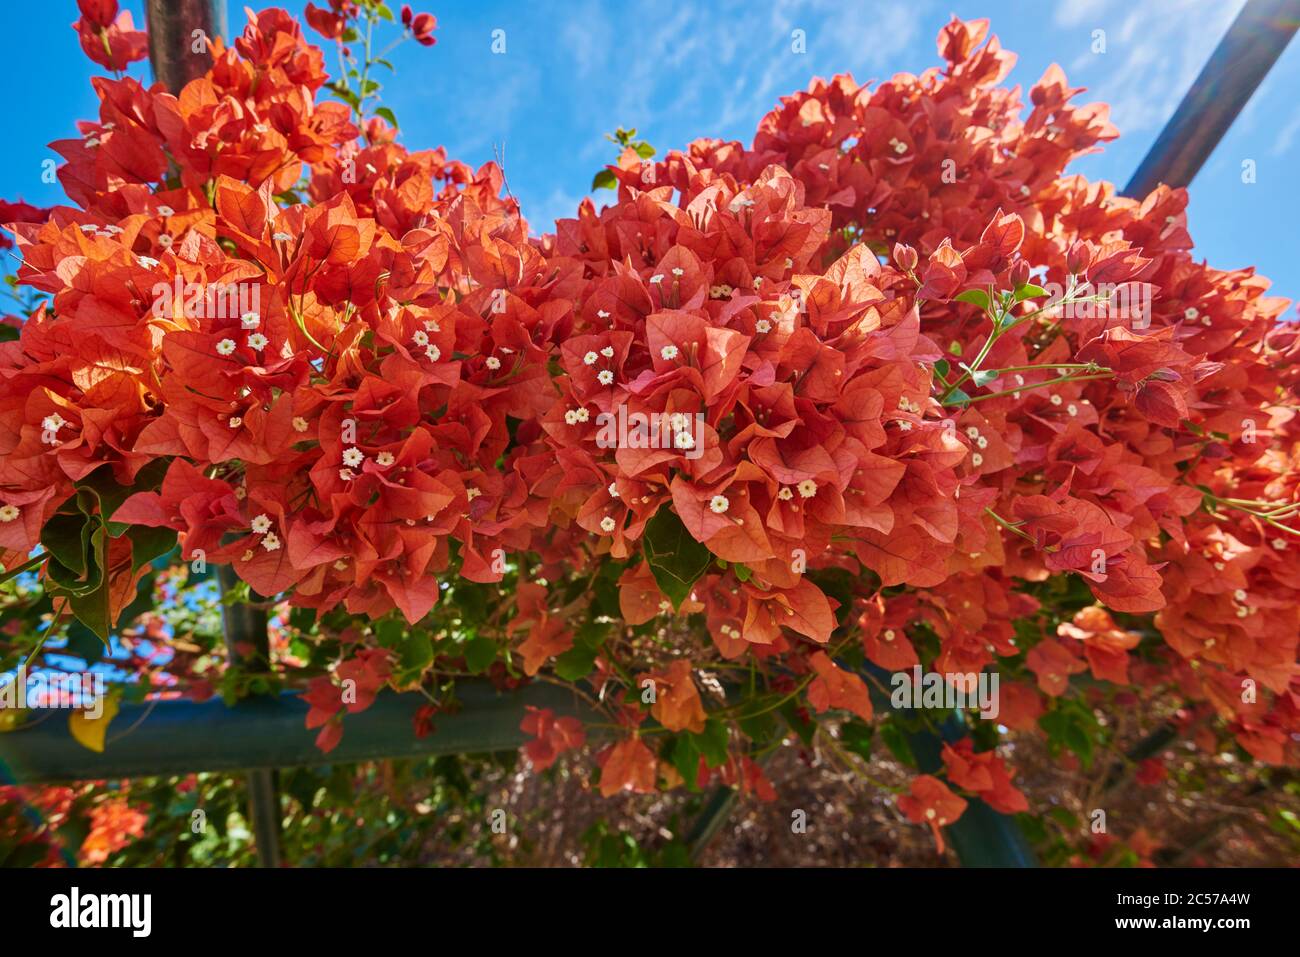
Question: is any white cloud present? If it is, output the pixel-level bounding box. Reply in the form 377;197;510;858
1082;0;1245;136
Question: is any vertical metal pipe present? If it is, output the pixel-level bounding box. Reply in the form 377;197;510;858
144;0;284;868
144;0;229;94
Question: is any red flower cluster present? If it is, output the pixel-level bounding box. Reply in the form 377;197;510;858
2;7;1296;855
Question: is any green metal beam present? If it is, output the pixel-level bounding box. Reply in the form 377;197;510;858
0;683;596;784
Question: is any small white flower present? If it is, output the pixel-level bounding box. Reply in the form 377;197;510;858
0;505;19;522
78;224;98;233
649;274;664;284
136;256;160;268
292;416;309;433
1233;588;1247;602
467;487;482;500
583;351;598;365
423;319;441;332
608;482;619;498
261;533;281;552
575;408;590;422
778;487;794;501
756;319;771;334
101;225;122;235
797;479;818;499
965;426;980;439
216;338;237;356
883;629;896;642
600;346;614;358
157;205;176;217
376;451;395;467
1272;538;1288;550
241;549;254;562
241;311;260;329
597;370;614;385
976;436;988;449
709;495;730;514
229;416;242;428
234;486;246;501
659;599;672;612
343;447;364;467
333;559;349;571
971;452;984;467
247;333;268;351
1184;307;1199;320
273;232;293;242
671;267;684;276
889;137;907;154
897;420;912;431
250;514;272;534
485;356;502;370
42;413;65;432
339;468;355;481
1019;185;1031;196
564;410;578;425
661;344;679;360
674;431;695;450
599;516;617;533
597;310;610;319
157;234;174;248
413;330;429;347
1049;394;1063;406
1235;606;1248;618
425;345;441;362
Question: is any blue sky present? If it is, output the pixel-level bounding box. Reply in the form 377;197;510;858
3;0;1296;307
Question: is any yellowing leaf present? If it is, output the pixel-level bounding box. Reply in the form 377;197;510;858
69;695;120;753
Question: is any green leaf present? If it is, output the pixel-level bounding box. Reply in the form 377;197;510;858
690;719;729;768
934;358;950;377
667;734;701;790
878;718;917;767
395;630;433;678
943;387;971;406
954;288;991;311
840;719;873;760
642;508;711;611
85;458;169;537
1014;282;1048;302
41;511;90;578
462;637;497;674
553;645;597;681
591;168;618;191
125;525;176;572
66;526;111;643
633;141;656;159
374;106;399;129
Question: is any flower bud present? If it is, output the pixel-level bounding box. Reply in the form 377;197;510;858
893;242;918;273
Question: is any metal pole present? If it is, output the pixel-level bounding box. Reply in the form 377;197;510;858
0;683;597;782
143;0;287;868
144;0;229;94
1122;0;1300;198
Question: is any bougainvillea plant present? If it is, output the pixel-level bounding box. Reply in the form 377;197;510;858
1;1;1297;861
